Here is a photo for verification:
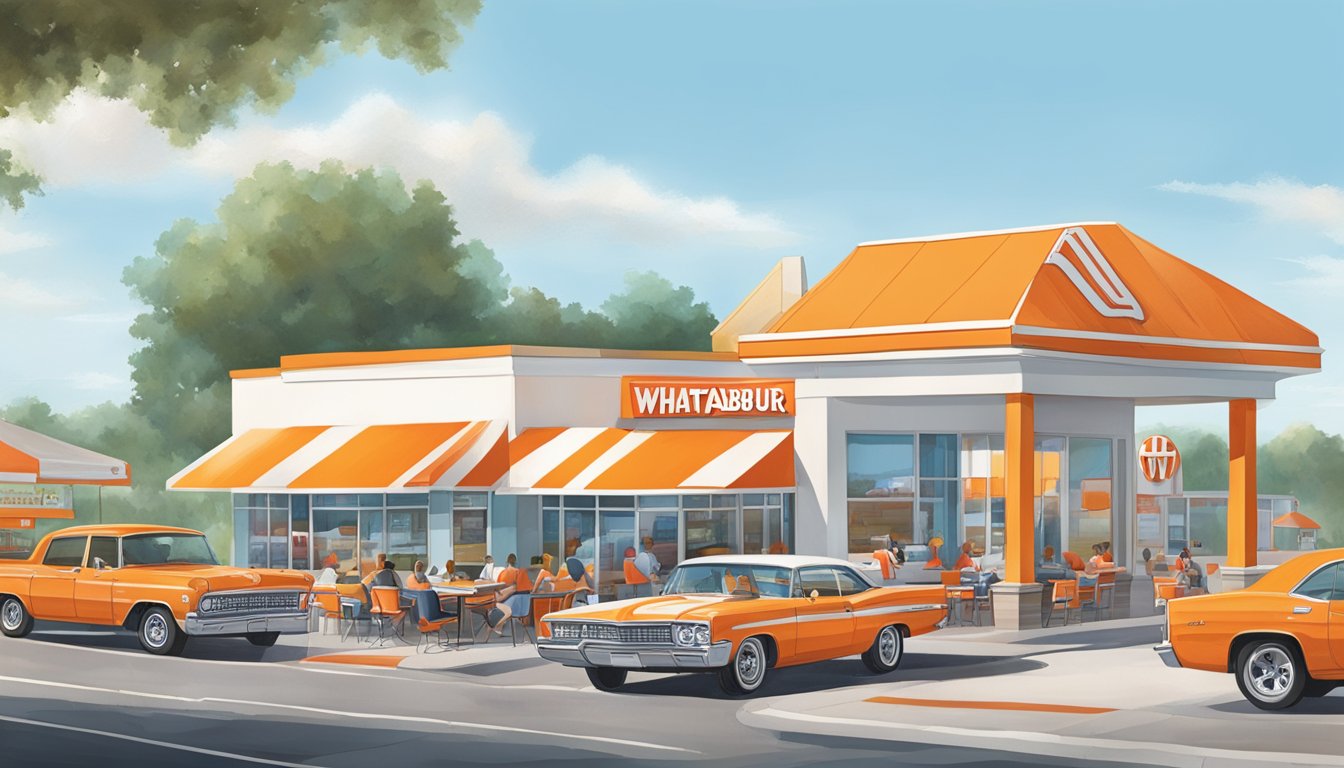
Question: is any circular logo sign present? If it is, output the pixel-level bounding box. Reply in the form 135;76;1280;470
1139;435;1181;483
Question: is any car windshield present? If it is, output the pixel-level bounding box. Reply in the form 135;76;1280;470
121;533;219;566
662;564;793;598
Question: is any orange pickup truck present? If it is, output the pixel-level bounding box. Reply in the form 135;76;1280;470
0;524;313;655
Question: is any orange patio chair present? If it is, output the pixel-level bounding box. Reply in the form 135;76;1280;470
409;589;458;653
368;586;407;647
1045;579;1080;627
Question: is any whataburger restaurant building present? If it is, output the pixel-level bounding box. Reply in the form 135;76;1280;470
169;222;1322;628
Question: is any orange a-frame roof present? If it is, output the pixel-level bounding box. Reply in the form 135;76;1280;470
1272;511;1321;530
737;223;1321;369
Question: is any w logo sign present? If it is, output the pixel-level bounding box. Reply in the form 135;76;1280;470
1045;227;1145;321
1139;435;1181;483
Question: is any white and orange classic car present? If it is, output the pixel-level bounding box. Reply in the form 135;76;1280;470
537;554;947;695
1156;548;1344;709
0;524;313;655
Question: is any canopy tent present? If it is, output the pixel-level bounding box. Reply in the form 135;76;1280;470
0;419;130;487
1272;511;1321;530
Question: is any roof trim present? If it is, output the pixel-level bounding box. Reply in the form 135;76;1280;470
738;322;1323;356
232;345;736;378
857;221;1117;247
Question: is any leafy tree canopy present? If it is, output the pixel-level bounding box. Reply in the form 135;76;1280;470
0;0;481;207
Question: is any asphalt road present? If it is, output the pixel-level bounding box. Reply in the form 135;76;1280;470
0;622;1159;768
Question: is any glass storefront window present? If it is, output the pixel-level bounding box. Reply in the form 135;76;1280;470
453;493;488;565
1187;497;1228;556
290;496;309;570
542;505;560;570
563;508;596;563
358;508;385;575
386;506;428;572
1035;436;1065;564
1067;437;1113;559
638;506;678;575
598;510;635;600
311;508;358;574
847;434;916;554
684;496;739;559
960;434;991;557
245;496;289;569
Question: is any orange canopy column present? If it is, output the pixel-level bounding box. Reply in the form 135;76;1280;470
1227;399;1257;568
1004;394;1035;584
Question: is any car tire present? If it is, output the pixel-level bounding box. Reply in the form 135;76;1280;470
246;632;280;647
862;624;904;674
1235;639;1306;710
718;636;768;696
1304;679;1336;698
585;667;627;691
0;596;33;638
138;607;187;656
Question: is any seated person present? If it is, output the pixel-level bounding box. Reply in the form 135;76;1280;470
370;559;401;589
1062;549;1087;571
954;541;979;571
1039;545;1060;568
406;560;433;590
478;555;499;581
1079;544;1106;587
484;554;543;634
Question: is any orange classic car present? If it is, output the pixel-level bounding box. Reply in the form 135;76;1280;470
1155;548;1344;709
537;554;947;695
0;524;313;655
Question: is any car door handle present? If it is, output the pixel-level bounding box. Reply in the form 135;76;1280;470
844;606;853;613
1293;606;1312;614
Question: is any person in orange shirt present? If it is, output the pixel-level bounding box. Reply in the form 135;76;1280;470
486;553;542;634
406;560;433;590
954;541;978;571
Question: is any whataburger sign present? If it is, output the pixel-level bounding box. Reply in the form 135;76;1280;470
620;377;795;418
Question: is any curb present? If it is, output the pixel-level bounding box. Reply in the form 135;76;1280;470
738;702;1344;768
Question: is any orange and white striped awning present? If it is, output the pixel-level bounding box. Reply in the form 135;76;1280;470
0;419;130;486
497;428;794;493
167;421;508;493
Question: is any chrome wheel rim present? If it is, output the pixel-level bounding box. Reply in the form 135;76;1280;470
737;640;763;688
879;627;899;666
144;614;169;648
1;600;21;631
1247;646;1294;701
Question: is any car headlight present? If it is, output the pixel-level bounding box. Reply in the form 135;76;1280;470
694;625;711;645
200;597;214;612
674;625;697;646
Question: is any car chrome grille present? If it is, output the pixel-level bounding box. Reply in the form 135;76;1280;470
551;622;672;644
200;591;301;615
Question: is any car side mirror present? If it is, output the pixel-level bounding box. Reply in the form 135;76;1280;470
809;589;819;601
92;557;107;570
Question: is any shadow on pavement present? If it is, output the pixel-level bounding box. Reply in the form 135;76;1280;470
1209;694;1344;716
27;625;312;663
618;653;1047;700
1013;625;1161;649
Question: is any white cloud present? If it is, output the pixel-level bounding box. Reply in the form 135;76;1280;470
0;271;74;310
1279;254;1344;292
62;310;139;325
66;372;126;391
1161;178;1344;244
0;90;798;250
0;223;51;256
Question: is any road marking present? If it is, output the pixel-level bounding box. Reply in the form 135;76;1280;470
0;712;324;768
301;653;405;668
866;696;1116;715
0;674;697;754
741;705;1344;767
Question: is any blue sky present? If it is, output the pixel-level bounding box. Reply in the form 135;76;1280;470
0;0;1340;438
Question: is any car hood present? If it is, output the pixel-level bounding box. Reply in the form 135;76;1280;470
120;564;313;591
547;593;756;623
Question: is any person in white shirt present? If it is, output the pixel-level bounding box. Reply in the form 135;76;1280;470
634;536;661;596
478;555;499;582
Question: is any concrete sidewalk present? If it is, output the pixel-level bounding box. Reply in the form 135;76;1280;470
740;622;1344;768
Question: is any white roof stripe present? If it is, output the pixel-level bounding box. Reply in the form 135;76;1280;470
857;221;1116;247
0;471;38;484
166;432;241;490
679;431;787;488
389;422;478;488
430;420;509;488
252;425;362;488
0;419;130;484
506;427;610;488
565;431;655;490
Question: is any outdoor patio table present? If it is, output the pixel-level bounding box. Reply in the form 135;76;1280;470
432;581;506;646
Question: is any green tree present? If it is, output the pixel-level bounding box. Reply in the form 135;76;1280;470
0;149;41;210
0;0;481;207
602;272;718;351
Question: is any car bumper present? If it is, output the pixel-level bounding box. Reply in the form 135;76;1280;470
184;612;310;637
537;640;733;670
1153;642;1182;668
